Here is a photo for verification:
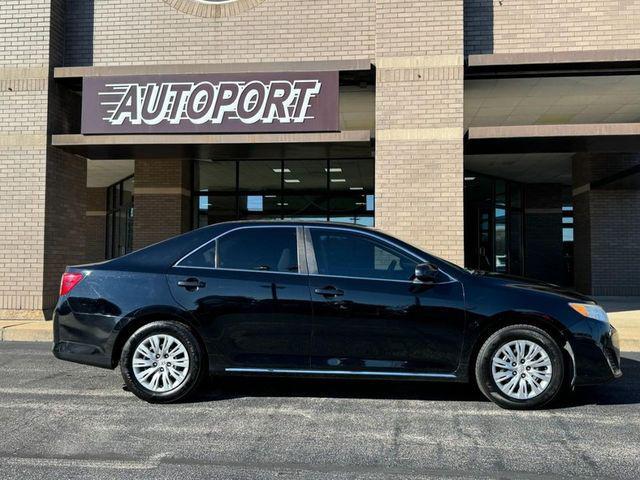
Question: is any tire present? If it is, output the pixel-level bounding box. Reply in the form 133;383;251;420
475;324;565;410
120;321;206;403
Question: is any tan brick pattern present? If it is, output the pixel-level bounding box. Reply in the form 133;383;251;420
465;0;640;55
163;0;266;18
0;0;86;313
375;1;464;265
133;159;192;250
86;187;107;263
65;0;375;66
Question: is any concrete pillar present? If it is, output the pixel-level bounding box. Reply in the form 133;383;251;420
573;153;640;296
523;184;564;285
133;159;192;250
85;187;107;262
374;0;464;265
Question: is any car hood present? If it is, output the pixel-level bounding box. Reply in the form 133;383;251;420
471;271;595;303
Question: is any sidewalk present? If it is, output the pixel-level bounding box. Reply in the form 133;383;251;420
1;300;638;350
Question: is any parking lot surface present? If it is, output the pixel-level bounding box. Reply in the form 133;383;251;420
0;342;639;480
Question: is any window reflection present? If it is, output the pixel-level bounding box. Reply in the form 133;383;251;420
194;159;375;227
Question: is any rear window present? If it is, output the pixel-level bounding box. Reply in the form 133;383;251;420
179;227;298;273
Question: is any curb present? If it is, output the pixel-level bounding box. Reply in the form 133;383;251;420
0;321;53;342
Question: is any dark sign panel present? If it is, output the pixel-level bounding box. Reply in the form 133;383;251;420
82;71;339;135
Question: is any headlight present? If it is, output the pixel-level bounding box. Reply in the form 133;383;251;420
569;303;609;322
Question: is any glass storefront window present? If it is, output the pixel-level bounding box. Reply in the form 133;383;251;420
106;176;134;259
194;159;375;227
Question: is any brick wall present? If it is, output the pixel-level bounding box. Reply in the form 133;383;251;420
374;0;464;265
133;159;192;250
64;0;375;66
0;0;87;315
573;153;640;296
0;1;51;314
465;0;640;55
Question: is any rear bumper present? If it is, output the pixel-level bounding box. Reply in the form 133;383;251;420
572;322;622;386
52;298;116;369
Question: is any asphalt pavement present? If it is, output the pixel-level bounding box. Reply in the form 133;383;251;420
0;342;639;480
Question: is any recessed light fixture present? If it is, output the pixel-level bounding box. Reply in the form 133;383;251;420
331;179;346;183
464;176;476;181
277;202;289;206
264;195;277;198
273;168;291;173
325;168;343;173
355;202;366;206
284;179;300;183
349;186;364;191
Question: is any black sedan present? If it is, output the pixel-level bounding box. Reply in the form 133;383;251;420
52;221;621;409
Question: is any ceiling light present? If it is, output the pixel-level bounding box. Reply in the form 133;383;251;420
273;168;291;173
284;179;300;183
277;202;289;206
325;168;343;173
331;179;346;183
264;195;277;198
349;186;364;191
464;176;476;181
355;202;366;206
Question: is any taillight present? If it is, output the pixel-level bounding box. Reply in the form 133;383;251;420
59;272;84;296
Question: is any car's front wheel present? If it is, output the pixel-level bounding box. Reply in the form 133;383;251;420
120;321;205;403
475;324;565;409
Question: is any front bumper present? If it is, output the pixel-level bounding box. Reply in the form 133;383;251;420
572;322;622;386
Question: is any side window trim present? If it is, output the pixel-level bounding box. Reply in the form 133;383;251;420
304;226;424;282
174;225;305;275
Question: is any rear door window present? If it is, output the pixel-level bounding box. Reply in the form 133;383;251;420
218;227;298;273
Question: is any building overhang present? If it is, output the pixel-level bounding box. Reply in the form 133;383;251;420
54;59;374;78
51;130;373;160
466;49;640;78
465;123;640;154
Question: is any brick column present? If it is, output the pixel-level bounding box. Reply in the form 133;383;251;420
0;0;86;317
573;153;640;296
85;187;107;262
133;159;192;250
374;1;464;265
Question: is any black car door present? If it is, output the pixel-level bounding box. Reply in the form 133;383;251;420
167;226;313;371
305;227;466;375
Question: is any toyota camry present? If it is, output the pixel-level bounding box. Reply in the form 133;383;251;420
52;221;621;409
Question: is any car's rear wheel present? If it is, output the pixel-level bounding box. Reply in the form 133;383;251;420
475;324;564;410
120;321;205;403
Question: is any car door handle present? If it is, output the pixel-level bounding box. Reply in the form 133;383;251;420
314;287;344;298
177;278;206;290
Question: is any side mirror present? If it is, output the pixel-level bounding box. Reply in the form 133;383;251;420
414;262;440;283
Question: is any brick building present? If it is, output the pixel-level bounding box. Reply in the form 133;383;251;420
1;0;639;318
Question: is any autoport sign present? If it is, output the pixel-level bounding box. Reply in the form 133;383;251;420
81;71;339;134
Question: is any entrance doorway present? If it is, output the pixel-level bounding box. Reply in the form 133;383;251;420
105;176;134;259
464;174;524;275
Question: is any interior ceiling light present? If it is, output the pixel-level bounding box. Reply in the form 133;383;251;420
284;179;300;183
349;186;364;191
331;179;346;183
273;168;291;173
325;168;343;173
